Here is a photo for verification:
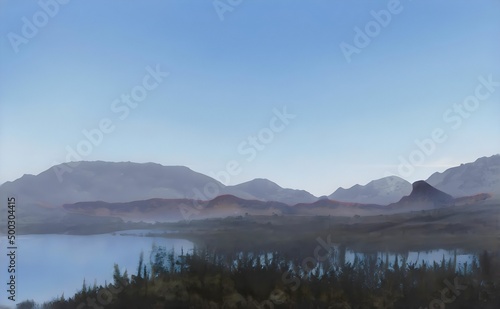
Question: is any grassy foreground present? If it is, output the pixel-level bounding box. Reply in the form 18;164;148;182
18;245;500;309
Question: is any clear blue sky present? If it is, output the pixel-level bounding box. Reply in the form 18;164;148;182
1;0;499;196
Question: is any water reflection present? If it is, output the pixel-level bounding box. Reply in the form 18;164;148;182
0;232;192;306
0;232;482;307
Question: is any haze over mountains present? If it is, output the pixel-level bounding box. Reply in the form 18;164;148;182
227;178;317;205
0;154;498;222
329;176;412;205
63;180;491;222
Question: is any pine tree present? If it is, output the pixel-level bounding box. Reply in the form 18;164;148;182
137;251;144;279
113;263;122;286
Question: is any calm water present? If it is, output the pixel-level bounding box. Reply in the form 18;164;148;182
343;248;475;268
0;232;477;307
0;232;193;307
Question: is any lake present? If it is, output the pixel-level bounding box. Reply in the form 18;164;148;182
0;232;478;307
0;231;193;307
343;248;475;269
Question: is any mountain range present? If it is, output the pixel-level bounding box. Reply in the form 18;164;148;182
329;176;412;205
330;154;500;203
62;181;490;222
0;154;498;222
427;155;500;198
227;178;317;205
0;161;314;207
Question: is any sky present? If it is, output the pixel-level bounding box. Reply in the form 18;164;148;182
0;0;499;196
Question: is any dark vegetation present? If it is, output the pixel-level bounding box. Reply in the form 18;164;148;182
14;202;500;308
18;246;500;309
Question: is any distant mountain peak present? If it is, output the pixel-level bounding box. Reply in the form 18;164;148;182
240;178;282;189
409;180;452;198
0;161;224;207
209;194;246;204
330;175;412;205
397;180;454;208
228;178;317;205
412;180;434;191
426;154;500;197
